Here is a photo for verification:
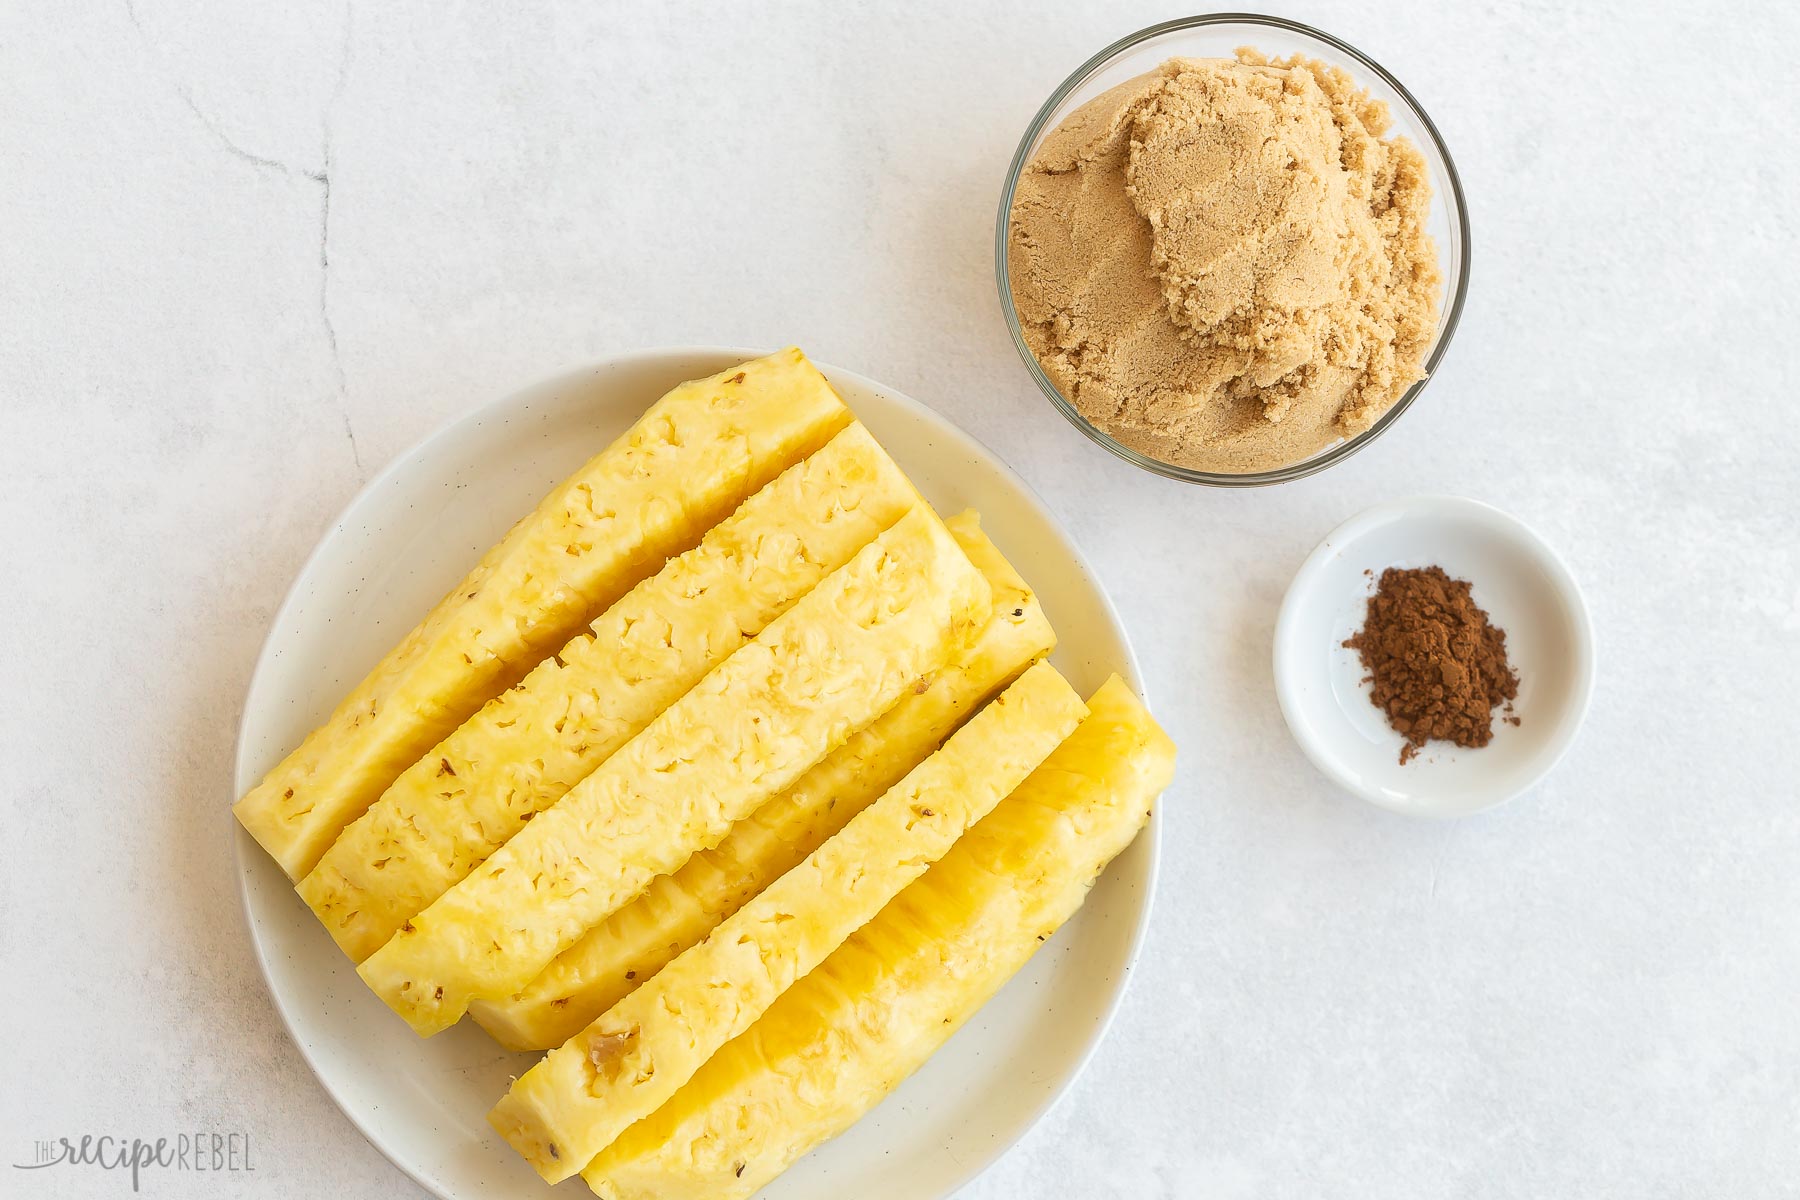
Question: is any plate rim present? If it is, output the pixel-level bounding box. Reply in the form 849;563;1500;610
231;345;1162;1199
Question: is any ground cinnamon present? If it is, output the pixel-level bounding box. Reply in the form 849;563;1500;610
1345;566;1519;764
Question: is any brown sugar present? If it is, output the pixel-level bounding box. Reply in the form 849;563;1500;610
1345;566;1519;764
1007;50;1441;473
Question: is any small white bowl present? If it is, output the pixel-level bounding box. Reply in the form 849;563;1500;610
1273;496;1596;817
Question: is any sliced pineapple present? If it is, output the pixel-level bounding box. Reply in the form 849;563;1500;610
491;660;1085;1182
580;676;1174;1200
469;510;1054;1051
296;423;917;961
356;507;992;1035
236;349;851;879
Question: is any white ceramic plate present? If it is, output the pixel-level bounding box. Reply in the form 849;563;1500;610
1273;495;1595;817
233;348;1159;1200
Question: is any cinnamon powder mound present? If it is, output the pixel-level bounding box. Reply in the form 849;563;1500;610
1345;566;1519;765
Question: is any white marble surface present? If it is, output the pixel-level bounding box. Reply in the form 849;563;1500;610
5;1;1797;1196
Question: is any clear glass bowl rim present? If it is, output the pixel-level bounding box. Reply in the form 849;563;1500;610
994;12;1473;487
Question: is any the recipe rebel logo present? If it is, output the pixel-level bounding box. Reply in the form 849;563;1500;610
12;1131;255;1191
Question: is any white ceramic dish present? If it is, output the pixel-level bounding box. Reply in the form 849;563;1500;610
1273;496;1595;817
233;348;1160;1200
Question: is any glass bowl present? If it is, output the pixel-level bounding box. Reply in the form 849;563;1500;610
995;14;1471;487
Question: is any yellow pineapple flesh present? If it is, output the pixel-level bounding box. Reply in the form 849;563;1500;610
356;507;992;1035
468;510;1054;1051
296;423;916;961
491;661;1085;1182
580;676;1174;1200
235;349;851;879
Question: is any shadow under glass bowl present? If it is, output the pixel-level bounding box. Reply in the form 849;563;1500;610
995;13;1471;487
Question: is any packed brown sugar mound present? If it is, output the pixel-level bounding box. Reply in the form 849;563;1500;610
1007;51;1442;473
